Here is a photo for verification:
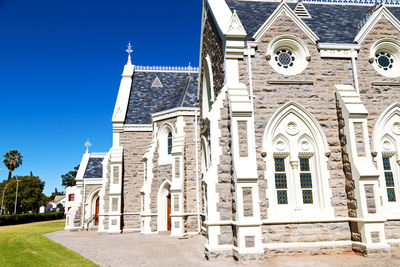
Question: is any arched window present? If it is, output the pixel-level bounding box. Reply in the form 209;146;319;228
263;103;333;220
158;124;174;165
373;103;400;213
202;55;214;114
167;131;173;155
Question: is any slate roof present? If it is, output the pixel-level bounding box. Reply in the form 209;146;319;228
225;1;400;43
83;157;103;178
125;70;199;124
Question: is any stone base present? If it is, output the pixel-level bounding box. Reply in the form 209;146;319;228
232;248;264;261
204;245;233;259
352;243;391;258
264;243;353;258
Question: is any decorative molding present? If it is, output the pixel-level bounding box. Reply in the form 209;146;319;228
134;65;199;73
226;10;246;38
123;124;153;132
152;107;199;122
320;49;358;58
293;0;400;6
90;152;107;157
267;80;313;85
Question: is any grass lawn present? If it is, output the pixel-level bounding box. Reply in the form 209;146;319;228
0;219;97;267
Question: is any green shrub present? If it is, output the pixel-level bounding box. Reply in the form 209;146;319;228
0;212;64;226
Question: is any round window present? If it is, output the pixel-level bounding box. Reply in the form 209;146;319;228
275;49;295;69
268;35;309;76
375;52;394;71
370;39;400;78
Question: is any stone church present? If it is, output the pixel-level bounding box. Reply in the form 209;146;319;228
65;0;400;260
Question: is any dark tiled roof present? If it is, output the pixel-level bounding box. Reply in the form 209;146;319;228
125;71;199;124
225;1;400;43
83;157;103;178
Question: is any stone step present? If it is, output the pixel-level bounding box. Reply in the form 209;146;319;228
158;231;171;235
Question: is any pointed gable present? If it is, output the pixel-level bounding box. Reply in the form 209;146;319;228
355;5;400;43
151;76;163;88
225;1;400;43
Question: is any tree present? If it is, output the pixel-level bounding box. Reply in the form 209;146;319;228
3;150;23;180
61;165;79;187
0;175;48;214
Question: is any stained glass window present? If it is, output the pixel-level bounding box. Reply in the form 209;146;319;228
274;158;288;204
382;157;396;202
299;158;313;204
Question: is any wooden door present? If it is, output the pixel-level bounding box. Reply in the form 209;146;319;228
95;197;99;226
167;194;171;231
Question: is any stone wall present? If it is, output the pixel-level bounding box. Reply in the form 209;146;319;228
120;131;152;230
183;116;202;232
356;18;400;143
200;11;225;103
238;11;351;222
217;92;234;245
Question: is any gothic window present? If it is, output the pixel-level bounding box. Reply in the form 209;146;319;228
382;157;396;202
274;158;288;204
158;124;174;165
201;126;212;171
373;103;400;212
300;158;313;204
202;55;214;114
167;131;173;155
263;103;333;219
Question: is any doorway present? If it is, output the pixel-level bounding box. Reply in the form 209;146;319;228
94;197;99;226
167;194;171;231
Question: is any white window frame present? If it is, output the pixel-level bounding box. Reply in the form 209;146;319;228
263;103;334;221
158;123;174;165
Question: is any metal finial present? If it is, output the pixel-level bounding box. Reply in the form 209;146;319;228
85;139;91;153
126;42;133;55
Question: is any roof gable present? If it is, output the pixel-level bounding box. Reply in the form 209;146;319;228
125;67;199;125
226;1;400;43
252;3;319;43
355;5;400;43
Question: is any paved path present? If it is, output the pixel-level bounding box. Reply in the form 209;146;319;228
45;230;400;267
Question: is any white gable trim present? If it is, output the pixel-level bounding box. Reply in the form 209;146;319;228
252;3;319;43
355;6;400;44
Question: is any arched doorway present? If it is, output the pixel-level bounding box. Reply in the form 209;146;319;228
157;180;171;232
94;197;99;226
167;194;171;231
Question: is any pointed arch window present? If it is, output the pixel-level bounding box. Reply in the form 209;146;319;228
263;103;333;219
373;103;400;212
167;131;173;155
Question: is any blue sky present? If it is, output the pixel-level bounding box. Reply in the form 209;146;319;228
0;0;202;195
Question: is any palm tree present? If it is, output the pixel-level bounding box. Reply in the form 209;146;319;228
3;150;23;180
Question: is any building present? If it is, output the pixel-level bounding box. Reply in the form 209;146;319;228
66;0;400;261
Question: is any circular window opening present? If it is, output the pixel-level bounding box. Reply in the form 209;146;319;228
370;39;400;78
275;49;295;68
268;35;309;76
375;52;394;70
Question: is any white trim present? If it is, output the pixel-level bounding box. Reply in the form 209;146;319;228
123;124;152;132
263;240;351;249
152;107;199;122
355;6;400;44
262;102;334;220
134;65;198;73
318;43;361;50
252;3;319;43
261;217;350;224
